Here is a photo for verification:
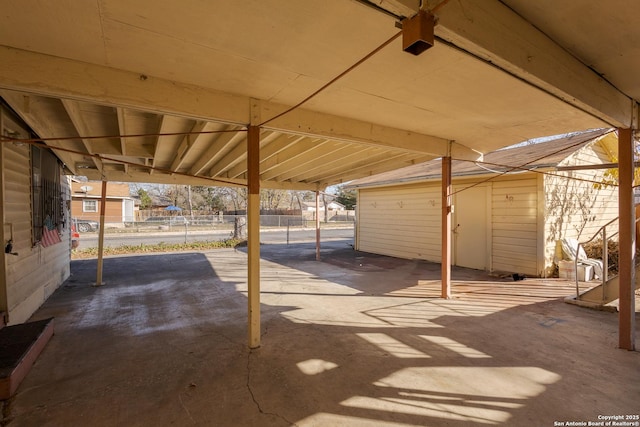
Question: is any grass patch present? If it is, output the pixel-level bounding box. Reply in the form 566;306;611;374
72;239;245;259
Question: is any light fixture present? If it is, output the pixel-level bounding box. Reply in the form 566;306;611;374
402;10;435;55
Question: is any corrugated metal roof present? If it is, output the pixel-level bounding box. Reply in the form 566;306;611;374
348;128;614;188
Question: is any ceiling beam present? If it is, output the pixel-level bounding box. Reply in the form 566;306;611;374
0;91;79;173
226;133;306;178
0;45;480;160
431;0;633;127
251;99;480;160
150;115;172;175
0;45;250;125
188;126;244;176
207;140;247;178
115;107;128;173
170;120;208;172
81;168;318;191
358;0;419;18
260;141;339;181
277;145;373;182
317;153;426;184
81;168;244;187
60;99;105;172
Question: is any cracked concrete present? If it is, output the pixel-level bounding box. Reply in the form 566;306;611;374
2;239;639;426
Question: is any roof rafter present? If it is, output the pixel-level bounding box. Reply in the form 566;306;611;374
170;120;208;172
188;126;242;176
61;99;104;172
0;46;479;160
277;145;375;182
260;141;340;181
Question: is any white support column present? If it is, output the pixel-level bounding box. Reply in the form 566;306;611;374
315;191;321;261
95;180;107;286
441;156;452;299
247;126;261;349
617;127;636;351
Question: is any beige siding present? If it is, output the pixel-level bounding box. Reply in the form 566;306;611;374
357;184;441;261
543;143;618;270
355;141;619;278
491;176;538;275
1;109;71;325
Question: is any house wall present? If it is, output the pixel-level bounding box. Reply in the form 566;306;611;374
1;107;71;325
71;198;124;223
542;141;619;273
356;175;539;276
491;175;539;276
356;183;441;261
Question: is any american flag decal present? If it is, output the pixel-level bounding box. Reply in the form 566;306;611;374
41;226;61;247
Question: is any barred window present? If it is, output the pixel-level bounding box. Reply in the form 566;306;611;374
31;145;62;244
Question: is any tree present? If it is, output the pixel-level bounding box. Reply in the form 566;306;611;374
191;186;226;212
590;132;640;189
261;189;287;211
137;188;152;209
334;186;357;210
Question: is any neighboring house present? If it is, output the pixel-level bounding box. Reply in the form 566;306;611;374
302;200;346;221
0;104;72;324
348;129;619;277
302;201;345;212
71;181;135;227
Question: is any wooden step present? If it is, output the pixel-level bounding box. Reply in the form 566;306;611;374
0;318;54;400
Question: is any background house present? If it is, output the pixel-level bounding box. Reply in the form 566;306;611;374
302;200;344;220
0;104;72;324
348;129;619;277
71;181;135;227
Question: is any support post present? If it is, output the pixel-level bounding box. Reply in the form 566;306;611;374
315;191;321;261
0;142;8;320
441;156;452;299
247;126;261;349
95;180;107;286
618;127;636;350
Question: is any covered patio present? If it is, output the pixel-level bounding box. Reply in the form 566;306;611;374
0;0;638;352
7;241;639;426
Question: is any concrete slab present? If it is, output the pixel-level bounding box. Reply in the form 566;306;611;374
2;240;638;426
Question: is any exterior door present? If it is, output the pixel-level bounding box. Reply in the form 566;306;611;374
453;185;488;270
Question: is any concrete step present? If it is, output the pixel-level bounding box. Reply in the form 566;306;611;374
0;318;54;400
566;264;640;309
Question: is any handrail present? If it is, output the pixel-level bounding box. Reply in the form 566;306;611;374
578;217;619;247
574;216;640;301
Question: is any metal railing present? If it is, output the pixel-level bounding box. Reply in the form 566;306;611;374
574;218;617;300
574;217;640;301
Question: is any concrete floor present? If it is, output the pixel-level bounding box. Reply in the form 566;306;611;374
2;240;639;426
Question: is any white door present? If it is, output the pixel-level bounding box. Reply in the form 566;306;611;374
453;185;488;270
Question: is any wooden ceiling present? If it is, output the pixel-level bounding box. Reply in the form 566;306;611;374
0;0;637;190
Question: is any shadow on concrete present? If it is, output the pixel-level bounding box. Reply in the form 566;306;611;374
4;246;638;426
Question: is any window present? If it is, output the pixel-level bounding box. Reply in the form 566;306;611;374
31;145;63;243
83;200;98;212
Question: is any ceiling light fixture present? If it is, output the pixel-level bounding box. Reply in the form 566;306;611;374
402;10;434;55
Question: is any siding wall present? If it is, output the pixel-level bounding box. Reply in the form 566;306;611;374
491;176;539;276
1;107;71;325
71;198;124;223
543;142;619;271
355;140;619;277
357;183;441;261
